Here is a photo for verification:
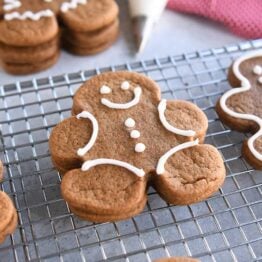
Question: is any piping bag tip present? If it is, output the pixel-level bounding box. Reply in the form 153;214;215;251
132;16;154;54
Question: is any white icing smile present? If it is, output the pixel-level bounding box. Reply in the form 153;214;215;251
101;86;142;109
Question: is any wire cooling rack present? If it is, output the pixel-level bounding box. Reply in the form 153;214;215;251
1;40;262;262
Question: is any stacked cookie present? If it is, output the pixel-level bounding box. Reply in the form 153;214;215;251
0;2;60;75
0;161;17;244
60;0;119;55
0;0;119;74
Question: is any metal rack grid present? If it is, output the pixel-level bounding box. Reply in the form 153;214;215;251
0;39;262;262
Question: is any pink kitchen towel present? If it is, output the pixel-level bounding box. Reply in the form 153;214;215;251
168;0;262;39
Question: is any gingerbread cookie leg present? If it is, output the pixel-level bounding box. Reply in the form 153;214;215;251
152;144;225;205
61;165;147;222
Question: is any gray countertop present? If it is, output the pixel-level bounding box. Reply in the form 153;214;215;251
0;0;243;85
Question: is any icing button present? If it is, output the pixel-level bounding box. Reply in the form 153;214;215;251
125;118;135;128
258;76;262;84
135;143;146;153
130;130;140;139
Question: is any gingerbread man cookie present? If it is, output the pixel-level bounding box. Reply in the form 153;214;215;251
0;0;119;74
49;71;225;222
0;161;17;244
216;51;262;169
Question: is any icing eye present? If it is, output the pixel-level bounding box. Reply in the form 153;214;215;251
100;85;111;94
253;65;262;75
121;81;130;90
258;76;262;84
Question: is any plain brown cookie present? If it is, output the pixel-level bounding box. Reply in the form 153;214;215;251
63;19;119;47
154;257;200;262
0;35;59;64
0;191;17;244
2;51;60;75
63;28;119;55
216;52;262;169
49;71;225;222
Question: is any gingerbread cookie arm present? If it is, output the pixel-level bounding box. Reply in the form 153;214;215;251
218;51;262;163
152;144;225;205
159;100;208;143
49;116;94;174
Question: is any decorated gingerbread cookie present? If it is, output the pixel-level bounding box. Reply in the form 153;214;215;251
0;161;17;244
216;51;262;169
49;71;225;222
0;0;119;74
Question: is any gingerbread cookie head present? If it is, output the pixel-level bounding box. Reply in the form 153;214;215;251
216;51;262;169
49;71;225;222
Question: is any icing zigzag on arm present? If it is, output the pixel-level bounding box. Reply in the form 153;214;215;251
3;0;21;11
61;0;87;13
5;9;54;21
219;51;262;161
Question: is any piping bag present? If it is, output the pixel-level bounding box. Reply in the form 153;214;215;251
128;0;168;53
